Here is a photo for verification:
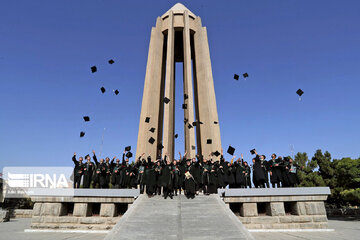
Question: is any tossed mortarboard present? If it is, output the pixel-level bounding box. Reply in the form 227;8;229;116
213;151;220;157
126;151;133;158
191;145;196;150
125;146;131;151
83;116;90;122
243;73;249;78
184;118;188;124
108;59;114;64
227;146;235;155
182;104;187;109
114;89;119;95
214;121;218;124
164;97;170;104
157;143;164;150
149;127;155;133
148;137;155;144
207;139;212;144
100;87;106;93
250;149;256;155
184;94;188;100
188;123;193;129
91;66;97;73
192;121;198;127
296;89;304;96
145;117;150;123
234;74;239;80
174;134;178;139
80;131;85;137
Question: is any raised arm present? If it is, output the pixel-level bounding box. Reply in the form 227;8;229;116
72;152;78;166
92;150;98;164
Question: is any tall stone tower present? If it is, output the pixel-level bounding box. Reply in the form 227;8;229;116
136;3;222;161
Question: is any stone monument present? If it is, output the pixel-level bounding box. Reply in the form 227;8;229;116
136;3;222;161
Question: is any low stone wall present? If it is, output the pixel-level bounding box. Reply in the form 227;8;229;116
30;189;139;230
221;187;330;229
14;209;33;218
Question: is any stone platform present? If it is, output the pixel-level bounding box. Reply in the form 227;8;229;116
105;194;254;240
30;188;139;230
220;187;330;229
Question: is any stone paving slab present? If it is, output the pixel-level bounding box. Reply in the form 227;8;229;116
105;194;254;240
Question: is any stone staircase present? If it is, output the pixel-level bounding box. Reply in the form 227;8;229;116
105;194;253;240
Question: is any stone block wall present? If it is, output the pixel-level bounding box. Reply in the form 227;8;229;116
30;196;135;230
225;194;329;229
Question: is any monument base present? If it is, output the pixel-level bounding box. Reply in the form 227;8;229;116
220;187;330;229
29;189;139;230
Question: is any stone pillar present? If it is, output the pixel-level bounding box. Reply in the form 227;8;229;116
183;10;196;158
241;203;258;217
136;18;164;161
162;11;175;161
100;203;115;217
73;203;91;217
40;203;65;216
193;18;222;159
266;202;285;216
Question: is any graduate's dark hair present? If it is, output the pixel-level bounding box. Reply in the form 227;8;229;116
272;153;277;158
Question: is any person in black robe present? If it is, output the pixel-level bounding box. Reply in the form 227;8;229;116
72;153;83;188
155;159;162;195
226;160;236;188
184;171;196;199
201;157;211;195
172;160;181;196
93;155;107;188
160;154;174;199
284;158;300;187
144;156;157;197
128;163;138;189
136;154;146;193
103;157;114;188
243;161;251;188
252;150;266;188
268;154;283;188
234;157;246;188
208;160;219;194
111;158;122;188
217;153;227;189
178;152;187;194
191;156;202;193
281;157;290;187
262;155;270;188
81;152;95;188
120;152;132;188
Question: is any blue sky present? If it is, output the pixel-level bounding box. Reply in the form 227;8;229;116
1;0;359;169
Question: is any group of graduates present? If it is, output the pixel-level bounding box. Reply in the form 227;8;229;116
72;149;300;199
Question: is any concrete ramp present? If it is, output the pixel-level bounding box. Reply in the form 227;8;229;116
105;194;253;240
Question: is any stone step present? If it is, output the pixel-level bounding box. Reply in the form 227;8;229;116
105;194;254;240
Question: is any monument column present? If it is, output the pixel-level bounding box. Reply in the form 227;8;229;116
162;11;175;161
183;10;196;159
136;18;164;161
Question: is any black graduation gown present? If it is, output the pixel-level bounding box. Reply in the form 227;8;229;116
253;156;266;186
234;162;246;186
226;165;236;187
144;160;157;194
208;164;218;194
269;158;283;184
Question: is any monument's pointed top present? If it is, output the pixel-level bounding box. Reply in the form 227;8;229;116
162;3;196;19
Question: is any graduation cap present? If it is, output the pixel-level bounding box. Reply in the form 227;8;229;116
188;123;193;129
145;117;150;123
296;89;304;96
184;94;188;100
149;127;155;133
182;104;187;109
125;146;131;151
114;89;119;95
191;145;196;150
148;137;155;144
250;149;256;155
243;73;249;78
227;146;235;156
184;118;188;124
157;143;164;150
91;66;97;73
100;87;106;93
213;151;220;157
164;97;170;104
214;121;218;124
126;151;133;158
80;131;85;137
83;116;90;122
108;59;114;64
234;74;239;80
207;139;212;144
174;134;178;139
